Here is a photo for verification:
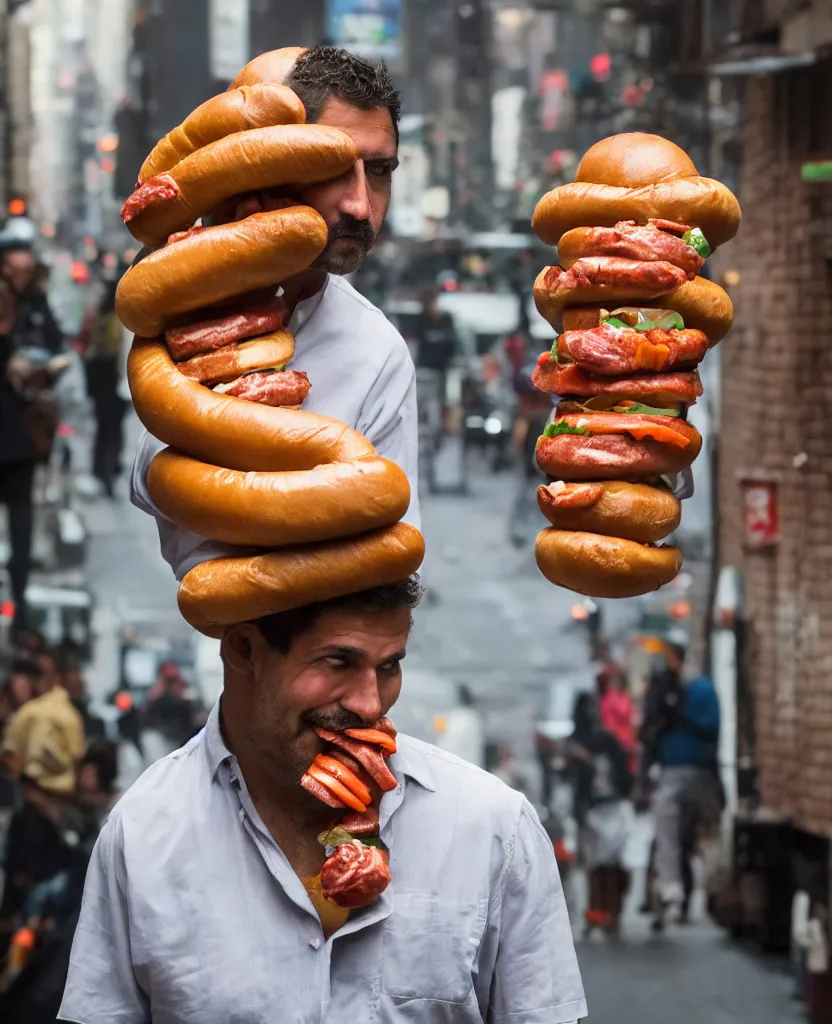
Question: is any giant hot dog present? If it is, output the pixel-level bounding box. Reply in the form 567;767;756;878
529;132;739;597
117;52;424;632
118;47;424;913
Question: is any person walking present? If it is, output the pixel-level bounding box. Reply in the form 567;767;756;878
60;580;585;1023
78;273;127;498
597;663;637;771
650;666;723;931
0;248;65;636
567;692;633;937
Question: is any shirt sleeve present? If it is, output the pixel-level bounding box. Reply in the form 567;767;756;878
59;815;150;1024
357;326;421;530
489;800;587;1024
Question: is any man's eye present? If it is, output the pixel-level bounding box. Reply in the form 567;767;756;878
367;163;394;178
379;660;402;674
324;656;350;669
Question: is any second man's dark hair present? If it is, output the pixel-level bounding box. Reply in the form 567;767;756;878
255;577;423;655
285;45;401;142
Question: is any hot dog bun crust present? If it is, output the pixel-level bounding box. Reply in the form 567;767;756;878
535;528;682;598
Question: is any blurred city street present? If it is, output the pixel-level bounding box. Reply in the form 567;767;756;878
0;0;831;1019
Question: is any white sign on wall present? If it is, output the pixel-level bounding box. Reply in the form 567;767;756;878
209;0;250;82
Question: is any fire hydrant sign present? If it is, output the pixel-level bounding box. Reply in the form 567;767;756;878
742;477;778;548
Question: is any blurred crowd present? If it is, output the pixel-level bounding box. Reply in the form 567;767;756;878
0;627;204;1022
559;645;723;938
0;244;129;640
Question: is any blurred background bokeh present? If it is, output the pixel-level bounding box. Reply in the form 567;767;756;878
0;1;831;1021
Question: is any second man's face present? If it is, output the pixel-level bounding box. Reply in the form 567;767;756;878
297;97;398;275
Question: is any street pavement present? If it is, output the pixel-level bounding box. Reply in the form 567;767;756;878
9;410;802;1022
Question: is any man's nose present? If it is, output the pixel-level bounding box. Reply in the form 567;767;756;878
339;669;383;725
338;162;372;222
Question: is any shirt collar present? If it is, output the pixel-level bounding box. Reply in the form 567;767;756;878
388;736;436;793
203;701;233;780
288;274;329;336
203;701;435;793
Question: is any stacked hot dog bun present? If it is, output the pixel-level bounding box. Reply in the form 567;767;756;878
530;133;740;598
117;50;424;637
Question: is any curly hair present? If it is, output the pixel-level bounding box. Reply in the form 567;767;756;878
285;45;401;142
254;576;422;653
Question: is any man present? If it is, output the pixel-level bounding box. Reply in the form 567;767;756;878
646;649;722;930
3;247;64;356
2;652;85;783
59;579;586;1023
415;287;457;376
0;253;63;637
131;46;420;581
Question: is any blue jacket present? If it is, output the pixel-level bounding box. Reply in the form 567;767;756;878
657;676;720;768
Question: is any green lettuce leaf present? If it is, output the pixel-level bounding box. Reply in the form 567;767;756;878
544;420;591;439
602;311;685;332
682;227;712;259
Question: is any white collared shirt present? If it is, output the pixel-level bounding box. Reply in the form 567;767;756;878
60;703;586;1024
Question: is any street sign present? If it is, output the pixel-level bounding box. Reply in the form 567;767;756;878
801;162;832;183
741;476;779;548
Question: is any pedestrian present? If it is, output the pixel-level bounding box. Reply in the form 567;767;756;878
0;721;79;928
56;650;105;743
1;653;85;786
60;579;586;1022
567;692;633;937
78;273;127;498
415;285;457;386
131;46;420;582
649;664;723;931
143;662;201;752
2;247;64;355
435;683;487;768
597;663;637;770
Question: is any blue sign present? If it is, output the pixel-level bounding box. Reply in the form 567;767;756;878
327;0;402;63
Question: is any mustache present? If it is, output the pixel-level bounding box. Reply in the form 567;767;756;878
327;215;375;249
302;708;369;732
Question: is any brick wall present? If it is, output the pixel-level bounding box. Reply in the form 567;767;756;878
718;65;832;837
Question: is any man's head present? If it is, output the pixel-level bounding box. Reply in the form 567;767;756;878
2;247;37;295
283;46;401;275
35;650;60;697
220;577;422;786
8;656;41;707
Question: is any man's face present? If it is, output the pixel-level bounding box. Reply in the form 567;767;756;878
225;605;410;786
296;97;397;276
9;672;33;707
3;250;36;294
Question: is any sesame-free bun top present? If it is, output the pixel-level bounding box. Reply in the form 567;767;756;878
533;132;741;248
576;132;698;188
230;47;307;89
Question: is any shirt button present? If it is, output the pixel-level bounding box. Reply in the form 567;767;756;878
310;937;322;950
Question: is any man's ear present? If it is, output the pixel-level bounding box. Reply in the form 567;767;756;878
220;624;260;677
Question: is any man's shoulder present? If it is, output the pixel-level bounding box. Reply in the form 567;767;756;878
397;734;523;811
107;733;207;835
322;277;409;354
